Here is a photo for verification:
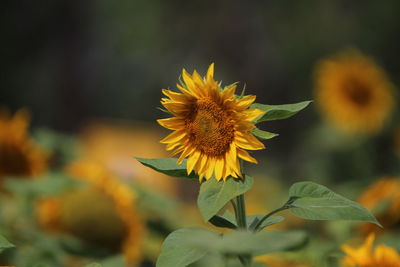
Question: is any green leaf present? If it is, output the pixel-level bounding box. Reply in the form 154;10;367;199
251;101;311;123
248;215;284;231
219;230;307;256
0;235;15;253
135;157;198;180
251;128;279;140
84;263;102;267
156;228;209;267
288;182;381;226
197;176;254;221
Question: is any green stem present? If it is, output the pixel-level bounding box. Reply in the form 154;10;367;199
253;205;288;232
236;194;247;229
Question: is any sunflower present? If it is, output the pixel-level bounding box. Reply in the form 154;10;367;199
341;233;400;267
358;177;400;235
37;160;145;264
0;108;48;179
314;49;394;135
158;64;265;181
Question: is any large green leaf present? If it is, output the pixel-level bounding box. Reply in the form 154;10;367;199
135;157;198;180
156;228;209;267
250;128;279;140
0;235;15;253
219;230;307;256
251;101;311;123
197;176;254;221
178;229;307;256
288;182;381;226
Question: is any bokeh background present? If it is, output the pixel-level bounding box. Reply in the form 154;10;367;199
1;1;400;266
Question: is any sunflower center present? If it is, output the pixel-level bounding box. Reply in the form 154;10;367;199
343;77;372;107
186;98;234;157
0;142;30;177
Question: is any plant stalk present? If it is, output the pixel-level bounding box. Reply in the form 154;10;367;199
253;205;288;232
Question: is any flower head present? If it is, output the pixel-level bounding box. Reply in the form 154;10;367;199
341;233;400;267
37;160;145;264
358;177;400;234
0;108;48;179
314;50;394;135
158;64;265;181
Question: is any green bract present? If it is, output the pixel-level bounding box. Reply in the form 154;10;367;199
135;157;198;180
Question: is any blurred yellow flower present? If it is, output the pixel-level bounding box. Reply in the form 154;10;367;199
37;160;145;264
0;109;48;179
358;177;400;235
158;63;265;181
314;49;394;135
79;121;177;196
341;233;400;267
255;254;310;267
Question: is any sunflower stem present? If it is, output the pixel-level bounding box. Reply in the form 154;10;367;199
236;194;247;229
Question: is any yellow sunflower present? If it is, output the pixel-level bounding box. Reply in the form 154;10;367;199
314;49;394;135
0;108;48;179
37;160;145;265
158;63;265;181
358;177;400;235
341;233;400;267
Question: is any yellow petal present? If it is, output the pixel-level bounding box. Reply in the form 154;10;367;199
162;89;189;103
177;145;196;164
182;69;196;91
192;70;205;88
221;85;237;100
237;149;258;164
242;108;265;121
206;63;214;83
214;158;224;181
205;158;216;179
235;95;256;110
157;117;184;130
160;130;186;144
234;132;265;150
187;151;201;175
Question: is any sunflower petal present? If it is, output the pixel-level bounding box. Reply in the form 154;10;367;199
235;95;256;110
237;149;258;164
206;63;215;83
160;130;186;144
187;151;201;175
235;132;265;150
157;117;184;130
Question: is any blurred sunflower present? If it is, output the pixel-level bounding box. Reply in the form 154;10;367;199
158;63;265;181
0;108;48;179
358;177;400;235
37;160;145;265
314;49;394;135
79;122;177;197
341;233;400;266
